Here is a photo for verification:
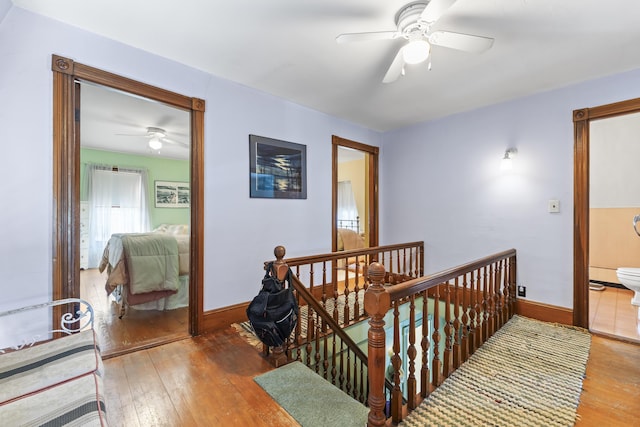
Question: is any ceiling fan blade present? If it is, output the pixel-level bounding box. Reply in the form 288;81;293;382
163;138;189;148
382;47;406;84
420;0;457;23
115;132;149;137
428;31;494;53
336;31;399;44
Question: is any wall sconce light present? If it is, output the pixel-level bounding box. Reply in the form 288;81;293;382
501;148;517;171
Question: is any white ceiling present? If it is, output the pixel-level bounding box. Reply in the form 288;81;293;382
13;0;640;132
80;83;190;160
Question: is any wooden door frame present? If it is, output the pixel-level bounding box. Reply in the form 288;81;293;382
331;135;379;252
573;96;640;328
51;55;205;334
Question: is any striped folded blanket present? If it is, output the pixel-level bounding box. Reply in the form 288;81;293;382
0;371;108;426
0;329;107;425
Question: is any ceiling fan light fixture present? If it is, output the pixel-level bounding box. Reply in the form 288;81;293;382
149;137;163;150
403;39;431;64
147;126;166;139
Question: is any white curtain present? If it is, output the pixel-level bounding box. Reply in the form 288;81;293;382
83;164;151;268
337;180;359;230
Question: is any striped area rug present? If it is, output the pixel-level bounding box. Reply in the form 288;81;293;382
400;315;591;427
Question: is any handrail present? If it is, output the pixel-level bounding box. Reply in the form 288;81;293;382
272;241;424;267
386;249;516;301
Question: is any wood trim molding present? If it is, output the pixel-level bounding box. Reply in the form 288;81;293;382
331;135;379;252
51;54;206;335
573;112;590;328
202;302;249;332
515;299;573;326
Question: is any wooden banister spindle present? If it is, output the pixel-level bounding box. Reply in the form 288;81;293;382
407;294;417;409
353;263;361;323
482;265;490;343
323;329;330;380
314;323;322;374
431;284;442;387
365;262;390;427
503;258;511;324
343;277;351;327
468;271;478;355
420;289;431;398
509;255;517;317
492;261;499;333
460;274;469;362
473;268;483;351
391;301;402;422
330;331;337;384
443;281;452;379
452;276;461;370
495;260;504;330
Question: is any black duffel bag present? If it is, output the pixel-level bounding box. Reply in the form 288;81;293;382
246;262;298;347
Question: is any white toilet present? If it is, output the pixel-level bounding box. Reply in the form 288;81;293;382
616;268;640;306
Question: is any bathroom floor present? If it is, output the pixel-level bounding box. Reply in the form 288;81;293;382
589;286;640;343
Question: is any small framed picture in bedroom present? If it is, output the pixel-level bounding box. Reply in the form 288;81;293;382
249;134;307;199
155;181;190;208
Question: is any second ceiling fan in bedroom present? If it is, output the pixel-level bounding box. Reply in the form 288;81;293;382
117;126;189;152
336;0;494;83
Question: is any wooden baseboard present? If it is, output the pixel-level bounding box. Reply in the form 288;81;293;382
515;299;573;325
202;301;249;332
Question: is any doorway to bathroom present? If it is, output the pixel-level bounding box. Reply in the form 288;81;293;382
588;112;640;342
574;98;640;343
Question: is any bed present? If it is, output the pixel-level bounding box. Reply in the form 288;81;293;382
98;224;190;317
337;227;367;276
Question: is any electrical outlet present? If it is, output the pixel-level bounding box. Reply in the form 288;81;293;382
548;199;560;213
517;285;526;297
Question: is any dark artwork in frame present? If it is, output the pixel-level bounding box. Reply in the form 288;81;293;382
249;134;307;199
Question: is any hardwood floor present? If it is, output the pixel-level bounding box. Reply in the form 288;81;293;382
576;335;640;426
102;324;640;427
81;268;190;358
103;328;298;426
589;286;640;343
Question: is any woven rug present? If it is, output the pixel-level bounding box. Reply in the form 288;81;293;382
400;315;591;427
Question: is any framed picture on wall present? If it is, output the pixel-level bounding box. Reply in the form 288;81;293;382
249;134;307;199
155;181;190;208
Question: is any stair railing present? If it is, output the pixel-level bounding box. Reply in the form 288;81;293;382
262;243;424;403
365;249;517;427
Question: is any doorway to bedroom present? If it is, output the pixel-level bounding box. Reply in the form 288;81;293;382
79;82;191;356
52;55;205;359
332;135;379;292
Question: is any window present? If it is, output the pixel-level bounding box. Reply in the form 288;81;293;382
84;164;150;267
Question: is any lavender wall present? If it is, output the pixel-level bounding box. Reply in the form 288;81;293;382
381;69;640;307
0;0;10;23
0;7;381;310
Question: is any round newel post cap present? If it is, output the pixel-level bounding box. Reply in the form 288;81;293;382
368;262;386;285
274;245;286;261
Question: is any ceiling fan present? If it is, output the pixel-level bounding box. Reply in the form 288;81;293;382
117;126;188;151
336;0;494;83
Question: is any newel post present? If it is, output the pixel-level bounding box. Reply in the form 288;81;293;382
267;245;289;367
365;262;390;427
